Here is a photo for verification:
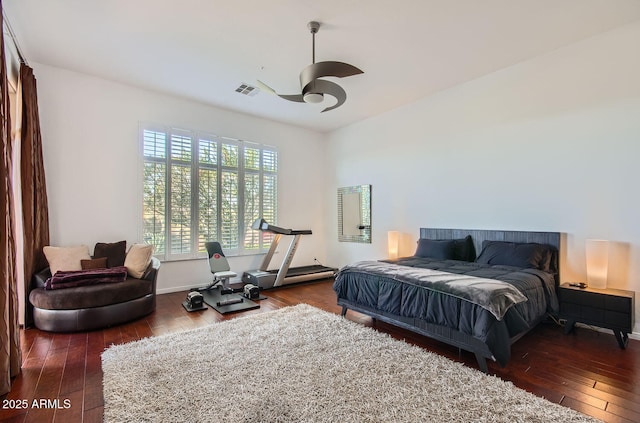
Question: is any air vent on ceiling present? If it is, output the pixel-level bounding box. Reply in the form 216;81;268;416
235;83;259;96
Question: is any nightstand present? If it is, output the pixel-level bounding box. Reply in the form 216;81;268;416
559;283;635;349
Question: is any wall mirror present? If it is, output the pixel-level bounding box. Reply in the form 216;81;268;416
337;185;371;243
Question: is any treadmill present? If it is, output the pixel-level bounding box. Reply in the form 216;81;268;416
242;218;337;289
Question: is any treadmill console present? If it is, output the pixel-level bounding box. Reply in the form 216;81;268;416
251;218;292;235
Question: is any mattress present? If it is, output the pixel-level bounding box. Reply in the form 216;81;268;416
333;256;558;366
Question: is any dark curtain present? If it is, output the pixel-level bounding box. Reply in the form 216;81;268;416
19;64;49;327
0;0;22;396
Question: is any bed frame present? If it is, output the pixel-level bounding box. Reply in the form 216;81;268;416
338;228;561;373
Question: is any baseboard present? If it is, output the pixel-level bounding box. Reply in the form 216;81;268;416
157;285;199;295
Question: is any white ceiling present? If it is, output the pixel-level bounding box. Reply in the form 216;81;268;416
5;0;640;133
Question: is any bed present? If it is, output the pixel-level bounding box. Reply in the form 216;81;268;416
333;228;561;372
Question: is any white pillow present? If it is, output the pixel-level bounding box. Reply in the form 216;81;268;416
124;244;154;278
43;245;91;275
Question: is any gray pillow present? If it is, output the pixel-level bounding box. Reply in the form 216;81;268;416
415;235;476;262
452;235;476;262
476;241;554;271
415;239;456;260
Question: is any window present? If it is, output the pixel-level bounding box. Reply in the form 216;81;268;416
141;124;277;260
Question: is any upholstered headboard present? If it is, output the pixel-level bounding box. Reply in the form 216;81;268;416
419;228;562;285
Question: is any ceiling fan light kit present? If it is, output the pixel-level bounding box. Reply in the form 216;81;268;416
260;21;363;112
303;92;324;103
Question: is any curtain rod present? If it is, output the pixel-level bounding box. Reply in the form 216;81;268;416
2;10;29;66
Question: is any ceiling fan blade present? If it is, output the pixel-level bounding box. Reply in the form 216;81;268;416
304;79;347;113
256;80;277;95
300;61;363;89
257;80;304;102
277;94;305;102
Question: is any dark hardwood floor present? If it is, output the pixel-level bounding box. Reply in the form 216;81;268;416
1;279;639;422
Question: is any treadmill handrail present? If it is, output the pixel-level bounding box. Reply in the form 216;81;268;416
251;218;311;235
290;229;312;235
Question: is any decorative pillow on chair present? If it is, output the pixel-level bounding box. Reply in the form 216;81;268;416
43;245;91;275
93;240;127;267
124;244;154;278
81;257;108;270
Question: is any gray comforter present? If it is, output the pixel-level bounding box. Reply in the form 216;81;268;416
337;261;527;320
333;257;558;366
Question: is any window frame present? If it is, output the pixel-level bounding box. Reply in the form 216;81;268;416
140;123;278;261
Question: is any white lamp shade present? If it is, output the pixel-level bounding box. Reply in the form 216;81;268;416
585;239;609;289
388;231;400;259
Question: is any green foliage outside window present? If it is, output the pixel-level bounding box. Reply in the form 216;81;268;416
142;127;277;259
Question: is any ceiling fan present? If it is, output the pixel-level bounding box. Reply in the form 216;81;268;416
257;21;363;113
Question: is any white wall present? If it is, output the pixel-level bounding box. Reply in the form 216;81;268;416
34;63;328;293
326;22;640;333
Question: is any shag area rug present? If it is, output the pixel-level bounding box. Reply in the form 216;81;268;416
102;304;600;423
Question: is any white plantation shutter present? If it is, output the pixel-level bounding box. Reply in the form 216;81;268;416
243;144;261;251
261;148;277;247
197;136;218;253
141;124;277;260
169;131;192;256
142;129;167;255
220;140;239;252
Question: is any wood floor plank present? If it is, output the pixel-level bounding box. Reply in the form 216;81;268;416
48;334;71;353
52;390;82;423
532;368;632;409
119;323;140;344
593;381;640;404
0;414;25;423
101;327;122;348
2;279;638;423
130;319;153;341
82;406;103;423
82;351;103;412
58;334;87;396
19;330;38;358
0;398;29;421
85;332;103;355
23;335;52;364
561;397;635;423
22;348;66;423
606;401;640;423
